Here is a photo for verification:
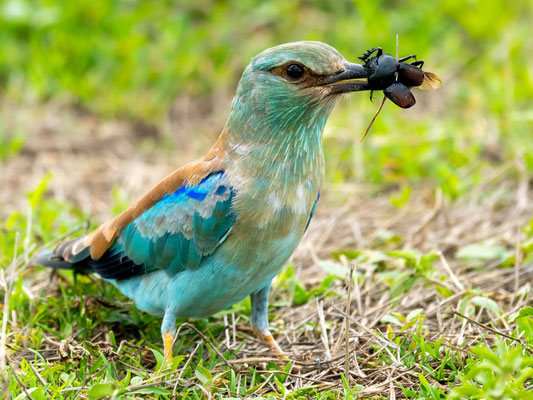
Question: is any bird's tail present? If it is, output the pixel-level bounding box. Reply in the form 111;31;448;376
32;237;92;274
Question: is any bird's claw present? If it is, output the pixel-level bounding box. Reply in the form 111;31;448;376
253;327;287;359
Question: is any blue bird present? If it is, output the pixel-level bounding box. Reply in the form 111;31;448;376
35;41;371;360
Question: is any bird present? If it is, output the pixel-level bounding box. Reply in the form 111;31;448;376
34;41;371;361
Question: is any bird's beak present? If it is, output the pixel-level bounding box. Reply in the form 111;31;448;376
320;62;370;94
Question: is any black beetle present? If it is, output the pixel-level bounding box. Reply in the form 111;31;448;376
359;47;427;108
358;46;441;141
359;48;398;90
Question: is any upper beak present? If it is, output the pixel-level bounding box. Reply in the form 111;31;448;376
320;62;370;94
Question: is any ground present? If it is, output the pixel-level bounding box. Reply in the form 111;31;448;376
1;94;533;399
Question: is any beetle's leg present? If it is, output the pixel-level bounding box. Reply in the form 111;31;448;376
410;60;424;69
399;54;417;63
369;90;375;102
359;47;383;61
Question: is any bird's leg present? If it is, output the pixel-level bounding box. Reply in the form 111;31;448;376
161;310;176;362
250;284;287;359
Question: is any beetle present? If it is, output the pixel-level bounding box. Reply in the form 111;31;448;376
359;47;398;90
359;47;440;108
358;45;442;142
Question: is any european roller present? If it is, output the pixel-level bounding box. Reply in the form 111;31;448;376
35;41;372;360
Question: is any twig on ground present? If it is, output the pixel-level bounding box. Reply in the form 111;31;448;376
316;298;332;360
450;307;532;351
437;250;464;292
344;264;354;380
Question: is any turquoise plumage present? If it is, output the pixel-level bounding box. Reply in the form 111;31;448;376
118;172;234;276
35;41;371;360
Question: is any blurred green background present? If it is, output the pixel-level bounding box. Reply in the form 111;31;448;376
1;0;532;197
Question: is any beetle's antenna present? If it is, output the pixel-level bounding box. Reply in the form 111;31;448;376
360;95;387;143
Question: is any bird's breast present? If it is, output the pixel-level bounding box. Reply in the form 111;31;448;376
230;164;320;229
217;161;320;278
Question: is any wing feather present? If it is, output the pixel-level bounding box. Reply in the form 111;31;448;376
88;171;236;280
39;132;232;279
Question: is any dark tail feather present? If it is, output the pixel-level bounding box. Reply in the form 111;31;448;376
32;237;92;274
33;249;75;269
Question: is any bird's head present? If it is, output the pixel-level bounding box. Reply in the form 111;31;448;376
227;41;369;144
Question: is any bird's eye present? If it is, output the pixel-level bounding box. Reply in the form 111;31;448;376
285;63;305;80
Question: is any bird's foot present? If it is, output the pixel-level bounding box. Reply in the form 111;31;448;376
163;330;174;361
253;327;288;359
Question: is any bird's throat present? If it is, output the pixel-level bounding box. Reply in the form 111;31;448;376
224;94;335;185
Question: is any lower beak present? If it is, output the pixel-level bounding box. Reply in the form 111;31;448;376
321;62;370;94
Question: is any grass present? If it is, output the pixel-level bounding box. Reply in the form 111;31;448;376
2;162;533;398
2;0;533;398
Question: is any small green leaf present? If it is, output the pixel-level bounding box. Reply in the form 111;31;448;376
27;173;52;209
151;348;164;366
340;372;350;393
293;284;310;306
514;306;533;320
456;242;511;261
381;314;404;326
510;307;533;341
137;387;170;395
108;330;116;346
195;364;213;384
88;383;115;399
320;274;336;289
274;377;286;395
406;308;424;321
130;376;143;386
317;260;349;278
471;296;501;315
389;185;411;208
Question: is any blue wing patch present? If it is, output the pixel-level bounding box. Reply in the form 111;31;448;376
88;172;235;280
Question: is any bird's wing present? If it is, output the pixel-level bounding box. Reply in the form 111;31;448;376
87;170;235;279
78;133;227;258
58;132;231;280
